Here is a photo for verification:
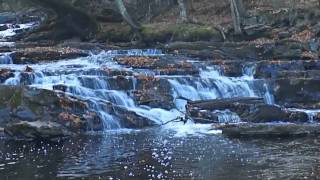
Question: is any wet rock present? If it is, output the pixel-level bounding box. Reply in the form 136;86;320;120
165;41;261;60
115;56;198;76
10;47;89;64
112;105;157;128
273;78;320;109
142;23;223;43
115;56;159;68
19;72;35;85
188;109;219;124
218;123;320;138
53;84;68;92
0;12;16;24
188;97;308;123
98;67;133;76
133;76;175;109
0;69;14;83
0;24;8;31
14;106;37;121
165;40;312;61
316;113;320;122
242;24;272;40
210;60;243;77
255;60;320;79
5;121;72;141
132;90;175;110
0;86;104;133
278;31;291;39
105;76;133;91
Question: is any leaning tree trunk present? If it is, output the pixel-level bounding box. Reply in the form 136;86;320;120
112;0;141;31
177;0;194;23
230;0;246;35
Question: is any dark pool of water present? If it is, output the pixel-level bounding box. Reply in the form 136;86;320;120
0;127;320;180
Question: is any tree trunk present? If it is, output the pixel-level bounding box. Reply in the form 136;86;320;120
230;0;246;34
178;0;188;23
112;0;141;31
177;0;195;23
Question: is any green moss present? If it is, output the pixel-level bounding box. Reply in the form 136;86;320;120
0;86;22;108
141;23;223;43
97;23;132;42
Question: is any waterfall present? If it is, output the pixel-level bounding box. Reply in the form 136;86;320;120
0;50;284;129
214;110;241;123
0;53;13;64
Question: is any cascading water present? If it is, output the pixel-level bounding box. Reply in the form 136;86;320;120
0;53;13;64
168;63;274;122
0;49;297;130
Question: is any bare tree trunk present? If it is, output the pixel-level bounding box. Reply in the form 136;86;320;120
230;0;245;34
177;0;196;23
113;0;140;31
178;0;188;23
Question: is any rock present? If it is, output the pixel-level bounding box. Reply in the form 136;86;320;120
165;40;312;61
133;76;175;109
5;121;72;141
316;113;320;122
132;90;175;110
188;109;219;124
278;31;291;39
0;12;16;24
273;78;320;109
112;105;157;128
53;84;68;92
98;67;133;77
188;97;309;123
10;47;89;64
255;60;320;79
242;24;272;40
14;106;37;121
0;69;14;83
0;86;104;132
0;25;8;31
25;66;33;72
19;72;35;85
142;23;223;43
114;55;198;76
217;123;320;138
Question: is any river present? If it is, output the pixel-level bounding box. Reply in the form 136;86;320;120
0;128;320;179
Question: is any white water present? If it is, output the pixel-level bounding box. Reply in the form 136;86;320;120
0;50;300;133
0;53;13;64
0;22;36;39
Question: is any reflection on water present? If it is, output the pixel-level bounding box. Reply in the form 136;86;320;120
0;128;320;179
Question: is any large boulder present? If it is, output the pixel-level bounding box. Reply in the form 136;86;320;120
133;75;175;109
0;86;104;138
0;69;14;83
188;97;309;123
273;78;320;109
5;121;73;141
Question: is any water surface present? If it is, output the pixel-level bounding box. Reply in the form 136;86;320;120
0;127;319;179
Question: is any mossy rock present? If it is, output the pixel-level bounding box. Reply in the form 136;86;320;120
141;23;223;43
97;23;132;42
